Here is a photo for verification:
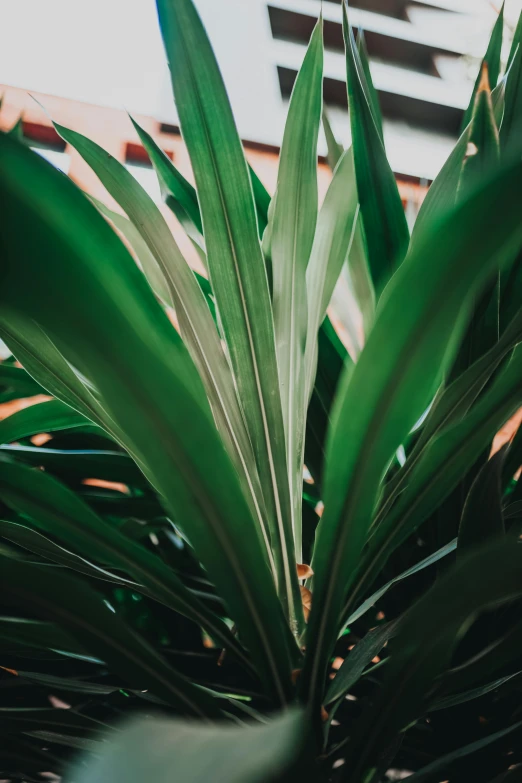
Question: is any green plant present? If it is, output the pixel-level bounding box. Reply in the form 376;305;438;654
1;0;522;780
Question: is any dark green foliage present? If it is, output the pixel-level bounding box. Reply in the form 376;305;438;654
0;2;522;782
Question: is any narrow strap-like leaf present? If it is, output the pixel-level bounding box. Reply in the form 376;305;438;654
0;399;91;444
91;195;174;307
325;621;396;705
0;554;221;718
0;443;146;486
374;302;522;530
0;615;94;662
356;27;384;143
460;3;504;133
0;364;45;402
322;109;343;171
302;156;522;713
500;11;522;150
305;147;358;404
56;122;275;578
405;720;522;783
156;0;301;629
129;116;204;249
458;446;506;553
355;346;522;623
344;538;457;627
0;314;108;428
0;519;140;588
411;126;471;247
0;456;253;673
342;538;522;783
248;163;271;237
269;17;323;563
0;133;296;703
457;65;500;200
343;3;409;296
430;672;521;713
451;65;500;381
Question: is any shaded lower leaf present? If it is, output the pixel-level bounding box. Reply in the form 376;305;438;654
0;519;138;588
341;538;522;782
325;620;397;705
0;457;252;672
430;672;522;712
70;709;308;783
0;399;92;445
458;446;506;554
0;555;222;718
405;720;522;783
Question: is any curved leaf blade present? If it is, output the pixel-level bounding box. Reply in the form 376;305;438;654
0;555;221;718
343;3;409;296
344;538;522;782
0;399;91;444
0;134;295;703
70;710;307;783
460;3;504;132
303;156;522;710
156;0;300;629
269;17;323;563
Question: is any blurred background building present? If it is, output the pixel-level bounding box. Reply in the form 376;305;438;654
0;0;520;216
0;0;521;439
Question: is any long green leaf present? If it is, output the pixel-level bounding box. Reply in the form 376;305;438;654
374;302;522;530
500;11;522;149
430;672;521;713
269;17;323;562
356;27;384;143
406;720;522;783
156;0;301;630
0;456;253;674
442;615;522;693
325;621;396;705
411;126;471;247
451;66;500;380
91;195;174;306
0;134;295;703
458;447;506;553
0;364;45;402
0;314;107;426
0;707;108;735
55;122;276;582
128;116;204;249
343;538;522;782
0;616;92;660
0;443;145;486
354;346;522;622
322;109;343;171
343;3;409;296
0;519;139;587
460;3;504;132
248;163;271;237
305;147;358;405
302;156;522;711
0;555;221;718
0;399;91;444
344;538;457;627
